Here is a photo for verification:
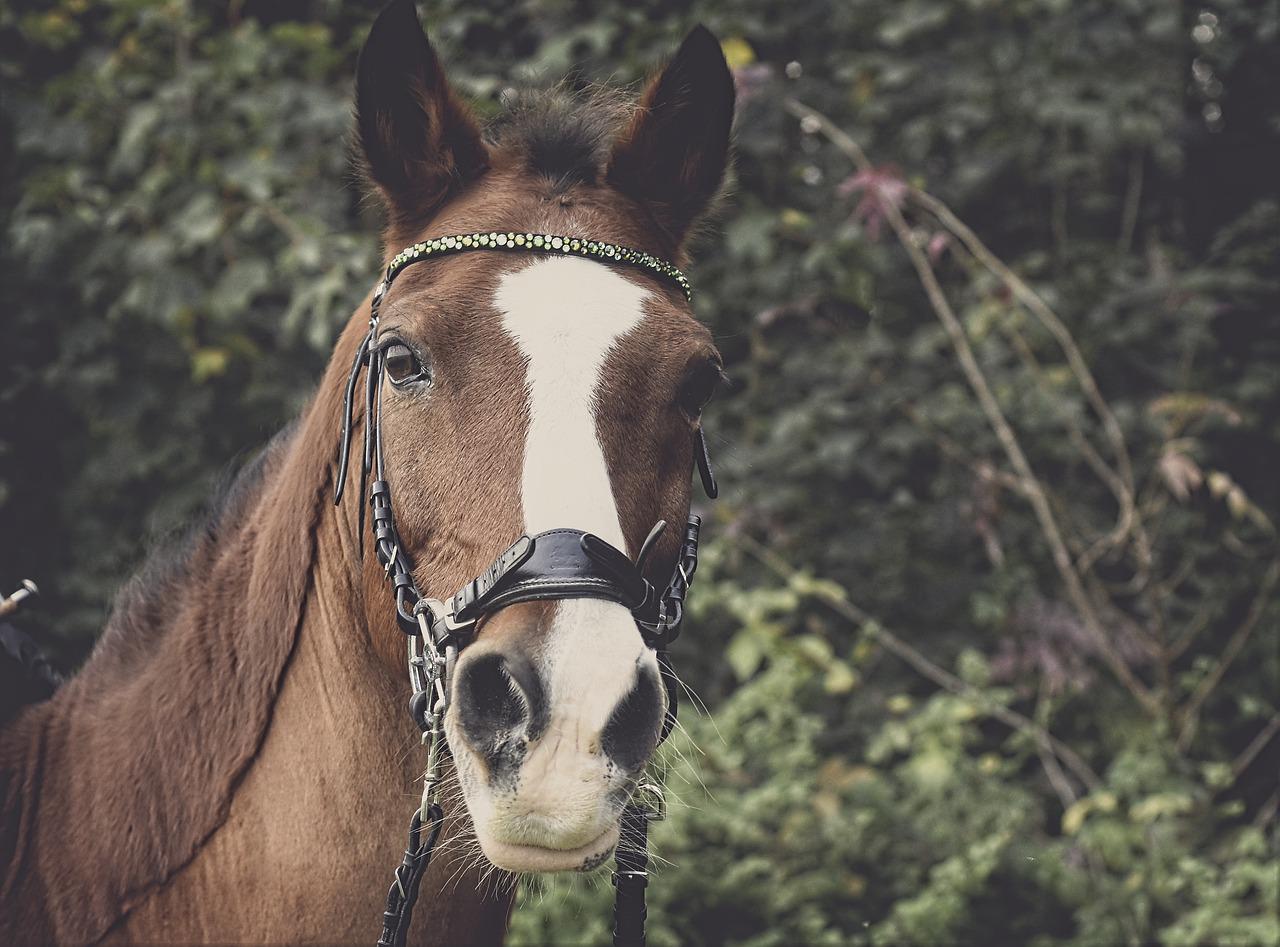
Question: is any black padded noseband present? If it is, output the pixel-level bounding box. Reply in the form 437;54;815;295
452;529;649;620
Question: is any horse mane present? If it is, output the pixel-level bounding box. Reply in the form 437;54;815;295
0;378;333;942
85;422;299;679
487;86;633;190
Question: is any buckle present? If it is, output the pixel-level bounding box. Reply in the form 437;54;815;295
414;598;476;643
632;782;667;822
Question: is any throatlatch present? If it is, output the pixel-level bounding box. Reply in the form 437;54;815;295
336;233;715;947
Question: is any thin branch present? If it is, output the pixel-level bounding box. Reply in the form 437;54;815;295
1231;714;1280;783
1252;787;1279;830
1118;149;1144;255
259;202;309;247
1036;685;1080;808
899;402;1025;494
1157;551;1200;604
1177;560;1280;750
894;141;1154;587
1001;324;1139;578
1035;740;1079;809
1167;596;1216;662
785;99;1159;715
912;179;1140;507
740;534;1104;796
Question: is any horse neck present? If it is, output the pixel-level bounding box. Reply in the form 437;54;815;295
0;370;331;941
1;317;512;944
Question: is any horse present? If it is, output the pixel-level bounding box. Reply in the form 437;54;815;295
0;0;734;942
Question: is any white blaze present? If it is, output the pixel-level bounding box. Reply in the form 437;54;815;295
494;257;657;825
495;256;648;546
451;255;666;867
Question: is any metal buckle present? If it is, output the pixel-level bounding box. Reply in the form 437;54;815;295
416;597;477;640
0;579;38;619
369;280;388;325
612;869;648;888
632;782;667;822
635;616;670;649
407;600;453;819
419;720;445;818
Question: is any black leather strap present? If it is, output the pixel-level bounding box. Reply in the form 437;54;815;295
612;803;652;947
377;803;444;947
694;428;718;499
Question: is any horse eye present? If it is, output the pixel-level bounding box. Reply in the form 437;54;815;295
383;342;428;387
678;360;723;418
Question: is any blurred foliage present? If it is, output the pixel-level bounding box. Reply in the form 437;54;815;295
2;0;1278;944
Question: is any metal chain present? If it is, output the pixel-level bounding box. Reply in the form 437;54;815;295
375;606;454;947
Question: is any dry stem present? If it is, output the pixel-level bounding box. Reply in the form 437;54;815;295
785;99;1159;714
741;535;1105;797
1178;560;1280;750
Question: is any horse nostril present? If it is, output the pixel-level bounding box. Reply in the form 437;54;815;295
601;665;663;773
456;653;544;760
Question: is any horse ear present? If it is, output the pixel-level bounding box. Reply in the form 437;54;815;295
607;25;736;246
355;0;488;225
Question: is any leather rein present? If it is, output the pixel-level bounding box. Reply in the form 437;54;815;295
333;231;716;947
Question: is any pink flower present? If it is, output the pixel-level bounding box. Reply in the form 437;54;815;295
733;64;773;102
838;165;908;240
927;231;951;262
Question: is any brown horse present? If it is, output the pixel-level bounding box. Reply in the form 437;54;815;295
0;1;733;943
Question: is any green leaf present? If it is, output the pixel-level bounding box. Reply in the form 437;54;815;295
726;629;766;681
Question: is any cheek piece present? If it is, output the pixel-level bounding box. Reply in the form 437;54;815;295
334;233;716;947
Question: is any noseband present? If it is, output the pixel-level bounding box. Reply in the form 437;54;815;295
333;232;716;947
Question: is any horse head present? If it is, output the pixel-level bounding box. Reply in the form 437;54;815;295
344;0;734;874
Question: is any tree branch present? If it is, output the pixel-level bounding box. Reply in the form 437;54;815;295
1231;714;1280;784
1178;560;1280;750
1118;148;1144;255
740;534;1104;797
1001;324;1138;577
785;99;1159;714
898;402;1025;495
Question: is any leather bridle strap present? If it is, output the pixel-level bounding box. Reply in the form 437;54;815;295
451;529;649;619
613;802;653;947
376;804;443;947
337;232;713;947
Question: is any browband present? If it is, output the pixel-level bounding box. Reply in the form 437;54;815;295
382;232;692;302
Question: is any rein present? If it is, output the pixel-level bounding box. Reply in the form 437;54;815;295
334;232;716;947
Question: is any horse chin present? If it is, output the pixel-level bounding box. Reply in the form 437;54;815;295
476;823;620;873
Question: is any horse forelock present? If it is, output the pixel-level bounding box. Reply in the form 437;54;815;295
486;86;633;190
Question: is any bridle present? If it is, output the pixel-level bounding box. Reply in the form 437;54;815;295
333;231;717;947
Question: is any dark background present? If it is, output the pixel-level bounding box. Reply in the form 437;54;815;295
2;1;1277;943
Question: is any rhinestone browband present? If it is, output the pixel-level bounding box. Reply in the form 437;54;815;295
384;232;692;301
